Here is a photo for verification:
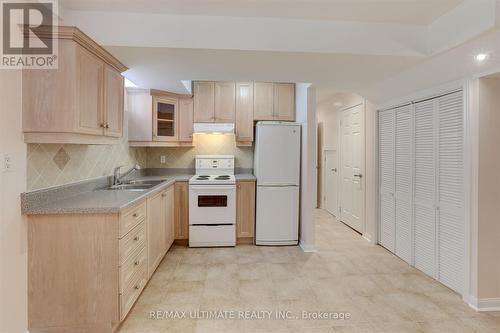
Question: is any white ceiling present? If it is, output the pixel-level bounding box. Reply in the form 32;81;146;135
60;0;496;105
60;0;463;25
105;46;422;101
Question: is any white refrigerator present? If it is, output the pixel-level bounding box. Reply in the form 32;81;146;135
254;122;301;245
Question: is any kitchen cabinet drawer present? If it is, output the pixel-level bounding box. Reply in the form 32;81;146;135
119;221;146;264
120;267;148;321
119;245;147;293
120;201;146;238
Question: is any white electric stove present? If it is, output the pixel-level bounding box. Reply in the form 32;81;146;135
188;155;236;247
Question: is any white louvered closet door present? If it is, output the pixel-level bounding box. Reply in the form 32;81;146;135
413;99;437;278
437;91;465;294
378;110;395;252
395;105;413;264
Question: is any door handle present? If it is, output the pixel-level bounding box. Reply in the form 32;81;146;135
331;168;337;172
354;174;363;178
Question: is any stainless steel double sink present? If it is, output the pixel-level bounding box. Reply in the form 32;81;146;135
103;179;166;192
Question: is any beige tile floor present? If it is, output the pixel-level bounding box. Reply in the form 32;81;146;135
119;209;500;333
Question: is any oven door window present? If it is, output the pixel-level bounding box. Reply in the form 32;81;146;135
198;195;228;207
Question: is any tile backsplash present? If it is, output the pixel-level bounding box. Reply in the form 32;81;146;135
146;134;253;169
27;141;147;191
27;132;253;190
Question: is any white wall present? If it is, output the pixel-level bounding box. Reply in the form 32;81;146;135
0;70;27;332
296;83;317;251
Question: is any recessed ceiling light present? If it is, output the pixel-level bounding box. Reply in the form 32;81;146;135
475;53;488;62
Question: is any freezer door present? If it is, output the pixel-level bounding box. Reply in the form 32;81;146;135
254;123;301;186
256;186;299;245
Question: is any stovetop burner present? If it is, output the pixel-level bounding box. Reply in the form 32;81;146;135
189;174;236;185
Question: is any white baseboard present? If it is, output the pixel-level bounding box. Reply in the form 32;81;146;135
468;296;500;312
299;241;317;253
362;234;372;243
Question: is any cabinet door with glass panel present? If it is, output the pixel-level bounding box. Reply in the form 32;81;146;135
153;96;178;141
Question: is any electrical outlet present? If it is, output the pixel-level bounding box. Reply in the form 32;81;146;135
160;155;166;164
3;154;12;172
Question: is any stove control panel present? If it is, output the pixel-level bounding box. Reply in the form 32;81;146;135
195;155;235;175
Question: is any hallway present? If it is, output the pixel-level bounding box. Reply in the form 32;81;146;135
119;209;500;332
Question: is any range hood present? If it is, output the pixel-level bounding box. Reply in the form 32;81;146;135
193;123;235;134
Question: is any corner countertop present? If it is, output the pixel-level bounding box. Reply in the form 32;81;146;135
235;174;257;181
22;169;256;215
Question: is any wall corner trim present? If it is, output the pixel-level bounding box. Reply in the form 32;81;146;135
468;297;500;312
299;241;317;253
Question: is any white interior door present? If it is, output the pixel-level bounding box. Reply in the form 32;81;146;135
324;150;338;216
379;109;395;252
395;105;413;264
340;104;365;233
437;91;465;294
377;91;465;296
414;99;437;278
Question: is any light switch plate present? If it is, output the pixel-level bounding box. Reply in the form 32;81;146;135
160;155;166;164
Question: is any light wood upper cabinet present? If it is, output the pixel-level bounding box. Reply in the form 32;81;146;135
253;82;274;120
76;47;104;136
128;89;194;147
193;81;215;122
178;98;194;142
174;182;189;241
22;26;128;144
153;96;178;142
214;81;236;122
235;82;254;143
274;83;295;121
236;180;256;242
253;82;295;121
127;90;153;142
194;81;236;123
103;65;124;137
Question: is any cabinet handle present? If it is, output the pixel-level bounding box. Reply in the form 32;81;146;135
133;236;139;241
133;213;138;217
161;193;167;197
134;260;140;266
100;124;105;128
105;124;110;129
134;284;140;290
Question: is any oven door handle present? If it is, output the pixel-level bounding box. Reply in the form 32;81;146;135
189;185;235;191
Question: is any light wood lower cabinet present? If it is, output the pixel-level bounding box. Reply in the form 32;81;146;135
147;186;174;278
236;180;256;244
27;184;176;333
174;181;189;242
